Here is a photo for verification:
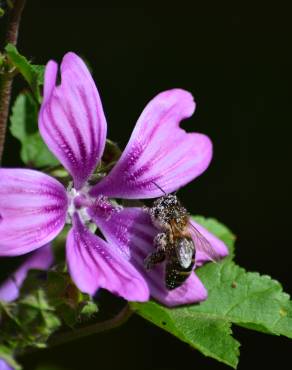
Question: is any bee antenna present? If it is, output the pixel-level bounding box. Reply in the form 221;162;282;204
150;180;167;196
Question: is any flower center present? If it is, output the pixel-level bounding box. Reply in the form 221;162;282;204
66;185;91;224
66;182;122;225
90;194;123;220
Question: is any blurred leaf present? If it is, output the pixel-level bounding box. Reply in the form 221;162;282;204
47;270;98;327
47;270;80;308
0;345;21;369
0;53;5;68
101;139;122;169
5;44;44;102
131;216;292;369
32;64;45;85
17;289;61;345
47;270;79;327
48;167;69;179
80;301;98;319
0;274;61;350
10;92;59;168
0;264;98;357
0;301;20;325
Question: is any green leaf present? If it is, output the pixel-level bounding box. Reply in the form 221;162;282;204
46;270;98;327
0;345;22;370
17;289;61;345
0;288;61;353
131;301;240;368
195;261;292;338
10;92;59;168
32;64;45;86
0;53;5;68
131;216;292;369
5;44;44;102
80;301;98;319
101;139;122;170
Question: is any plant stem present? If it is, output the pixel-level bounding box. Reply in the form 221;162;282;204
48;304;133;348
0;0;26;163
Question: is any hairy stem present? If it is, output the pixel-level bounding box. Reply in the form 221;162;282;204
48;304;133;348
0;0;26;163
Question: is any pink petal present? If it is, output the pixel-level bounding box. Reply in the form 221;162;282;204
90;89;212;199
190;219;229;266
66;213;149;301
0;169;67;256
149;270;207;307
39;52;107;190
0;244;53;302
90;206;208;306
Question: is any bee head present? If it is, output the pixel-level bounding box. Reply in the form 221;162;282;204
149;195;181;230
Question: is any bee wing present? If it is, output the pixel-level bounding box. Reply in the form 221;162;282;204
188;222;221;262
175;238;195;269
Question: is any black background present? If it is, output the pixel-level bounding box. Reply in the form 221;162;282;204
1;2;292;369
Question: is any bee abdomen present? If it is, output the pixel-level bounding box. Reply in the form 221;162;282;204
165;257;195;290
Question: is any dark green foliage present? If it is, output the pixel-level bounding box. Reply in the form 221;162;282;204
10;92;59;168
131;217;292;368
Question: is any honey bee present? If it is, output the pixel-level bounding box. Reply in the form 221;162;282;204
144;189;220;290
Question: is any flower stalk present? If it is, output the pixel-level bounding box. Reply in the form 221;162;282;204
0;0;26;163
48;304;133;348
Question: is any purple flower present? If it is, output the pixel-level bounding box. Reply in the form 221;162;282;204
0;52;228;306
0;245;53;370
0;359;13;370
0;244;53;302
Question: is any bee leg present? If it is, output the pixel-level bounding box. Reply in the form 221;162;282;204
144;249;166;270
144;233;168;270
154;232;168;250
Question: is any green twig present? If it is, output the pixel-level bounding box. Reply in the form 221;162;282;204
48;304;133;348
0;0;26;163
